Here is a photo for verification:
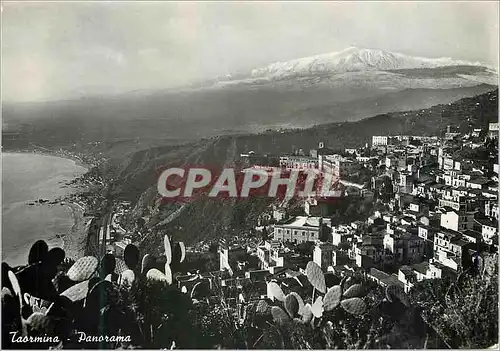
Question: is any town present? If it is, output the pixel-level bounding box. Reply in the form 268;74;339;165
95;121;498;325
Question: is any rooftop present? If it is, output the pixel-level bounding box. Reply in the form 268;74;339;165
411;262;430;275
278;216;331;228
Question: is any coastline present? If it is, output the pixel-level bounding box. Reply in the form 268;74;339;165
3;151;94;262
3;149;91;170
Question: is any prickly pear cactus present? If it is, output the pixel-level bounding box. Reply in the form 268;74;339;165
301;303;313;323
306;261;326;293
67;256;98;282
178;242;186;263
141;254;151;274
119;269;136;287
340;297;366;315
28;240;49;265
342;283;365;298
256;299;269;314
323;285;342;311
26;312;51;333
124;244;140;270
100;254;116;277
164;235;172;265
146;268;168;282
267;281;285;302
85;280;116;310
114;258;128;275
271;306;291;325
164;263;172;285
60;280;90;302
311;296;324;318
284;293;300;317
289;292;305;315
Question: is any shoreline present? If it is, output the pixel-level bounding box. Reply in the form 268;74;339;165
3;149;92;171
3;151;95;262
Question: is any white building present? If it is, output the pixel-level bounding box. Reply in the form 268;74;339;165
279;155;318;169
440;209;475;232
489;122;498;138
476;218;498;245
398;261;443;292
372;136;388;146
321;155;360;178
273;216;331;244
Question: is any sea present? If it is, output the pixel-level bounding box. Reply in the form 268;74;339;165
2;152;87;267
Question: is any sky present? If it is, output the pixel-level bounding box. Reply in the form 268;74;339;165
2;1;499;102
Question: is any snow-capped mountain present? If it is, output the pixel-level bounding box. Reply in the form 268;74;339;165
251;47;488;79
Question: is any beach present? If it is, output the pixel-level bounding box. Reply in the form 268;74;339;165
2;152;90;266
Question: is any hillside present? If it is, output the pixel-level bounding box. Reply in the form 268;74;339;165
106;89;498;251
3;84;496;160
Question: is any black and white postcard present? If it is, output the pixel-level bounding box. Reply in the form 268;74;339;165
1;1;499;349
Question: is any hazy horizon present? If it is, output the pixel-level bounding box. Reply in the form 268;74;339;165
2;1;499;102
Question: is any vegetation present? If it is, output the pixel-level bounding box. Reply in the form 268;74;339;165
2;235;498;349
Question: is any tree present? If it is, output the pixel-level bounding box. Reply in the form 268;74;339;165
411;264;498;348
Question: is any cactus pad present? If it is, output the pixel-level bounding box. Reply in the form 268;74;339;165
290;292;305;315
306;261;326;293
124;244;140;270
28;240;48;265
60;280;90;302
179;242;186;263
26;312;51;331
146;268;167;282
141;254;152;274
100;253;116;277
341;297;366;315
164;263;173;285
285;293;300;317
164;235;172;264
114;258;128;275
323;285;342;311
46;247;66;266
311;296;324;318
256;299;268;313
67;256;98;282
343;283;365;299
271;306;290;325
301;303;313;323
85;280;116;310
119;269;135;287
267;281;285;302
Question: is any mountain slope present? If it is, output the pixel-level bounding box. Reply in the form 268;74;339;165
3;83;496;158
106;90;498;251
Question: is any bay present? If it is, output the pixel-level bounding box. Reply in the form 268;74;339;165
2;152;87;266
